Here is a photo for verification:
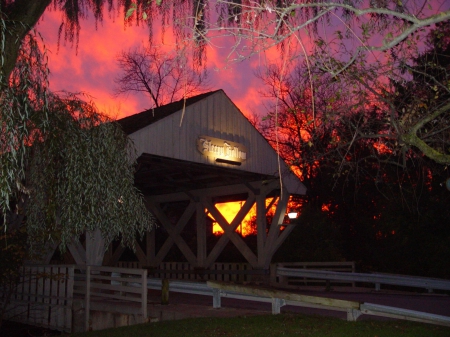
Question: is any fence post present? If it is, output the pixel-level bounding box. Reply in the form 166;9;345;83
271;298;286;314
269;263;277;285
161;278;169;305
66;266;74;332
212;288;221;309
142;269;148;319
85;266;91;332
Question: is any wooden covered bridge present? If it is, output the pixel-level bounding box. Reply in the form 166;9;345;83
48;89;307;278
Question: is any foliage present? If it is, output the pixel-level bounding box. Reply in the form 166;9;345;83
258;22;450;183
0;0;207;81
1;26;50;219
1;7;155;250
25;93;155;251
257;23;450;276
273;205;344;262
392;21;450;165
115;45;208;108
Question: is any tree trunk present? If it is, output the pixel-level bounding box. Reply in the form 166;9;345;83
1;0;52;80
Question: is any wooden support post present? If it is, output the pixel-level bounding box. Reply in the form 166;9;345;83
256;193;266;268
196;201;207;268
263;189;290;268
146;229;156;267
85;229;106;266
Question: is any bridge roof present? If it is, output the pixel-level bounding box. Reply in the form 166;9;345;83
117;90;306;197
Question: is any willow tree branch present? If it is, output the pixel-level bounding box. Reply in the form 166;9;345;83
401;102;450;164
1;0;51;80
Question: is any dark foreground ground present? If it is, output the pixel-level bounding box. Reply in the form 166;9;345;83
0;321;62;337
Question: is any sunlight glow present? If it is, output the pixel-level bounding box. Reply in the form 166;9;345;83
211;202;256;237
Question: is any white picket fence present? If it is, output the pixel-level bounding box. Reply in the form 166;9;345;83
2;264;149;333
3;265;74;332
73;265;148;332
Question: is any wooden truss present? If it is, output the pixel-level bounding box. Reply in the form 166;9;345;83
103;178;297;271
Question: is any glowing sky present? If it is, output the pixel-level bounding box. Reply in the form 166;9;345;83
35;3;448;121
36;8;275;120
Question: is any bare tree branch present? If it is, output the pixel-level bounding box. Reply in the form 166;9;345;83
114;45;208;108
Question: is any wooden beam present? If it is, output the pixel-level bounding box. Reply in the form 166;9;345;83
204;196;258;267
105;244;125;267
267;190;289;242
67;237;86;265
134;240;147;265
148;201;197;266
196;202;207;267
260;179;282;197
263;189;289;267
207;281;360;310
40;241;59;264
145;180;279;203
265;224;297;269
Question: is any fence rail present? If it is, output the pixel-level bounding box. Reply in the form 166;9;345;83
206;280;450;326
272;262;355;288
146;278;450;326
276;268;450;293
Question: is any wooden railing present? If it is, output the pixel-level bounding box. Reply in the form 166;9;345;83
206;280;450;326
117;261;258;283
74;265;148;332
276;268;450;293
272;262;356;288
3;265;74;333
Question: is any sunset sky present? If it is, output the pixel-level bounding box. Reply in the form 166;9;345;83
36;7;280;121
34;4;449;126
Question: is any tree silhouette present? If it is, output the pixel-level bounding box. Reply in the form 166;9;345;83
115;45;208;108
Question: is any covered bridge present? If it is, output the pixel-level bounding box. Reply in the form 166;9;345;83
59;90;306;277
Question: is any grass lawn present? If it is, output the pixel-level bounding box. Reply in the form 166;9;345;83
71;313;450;337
